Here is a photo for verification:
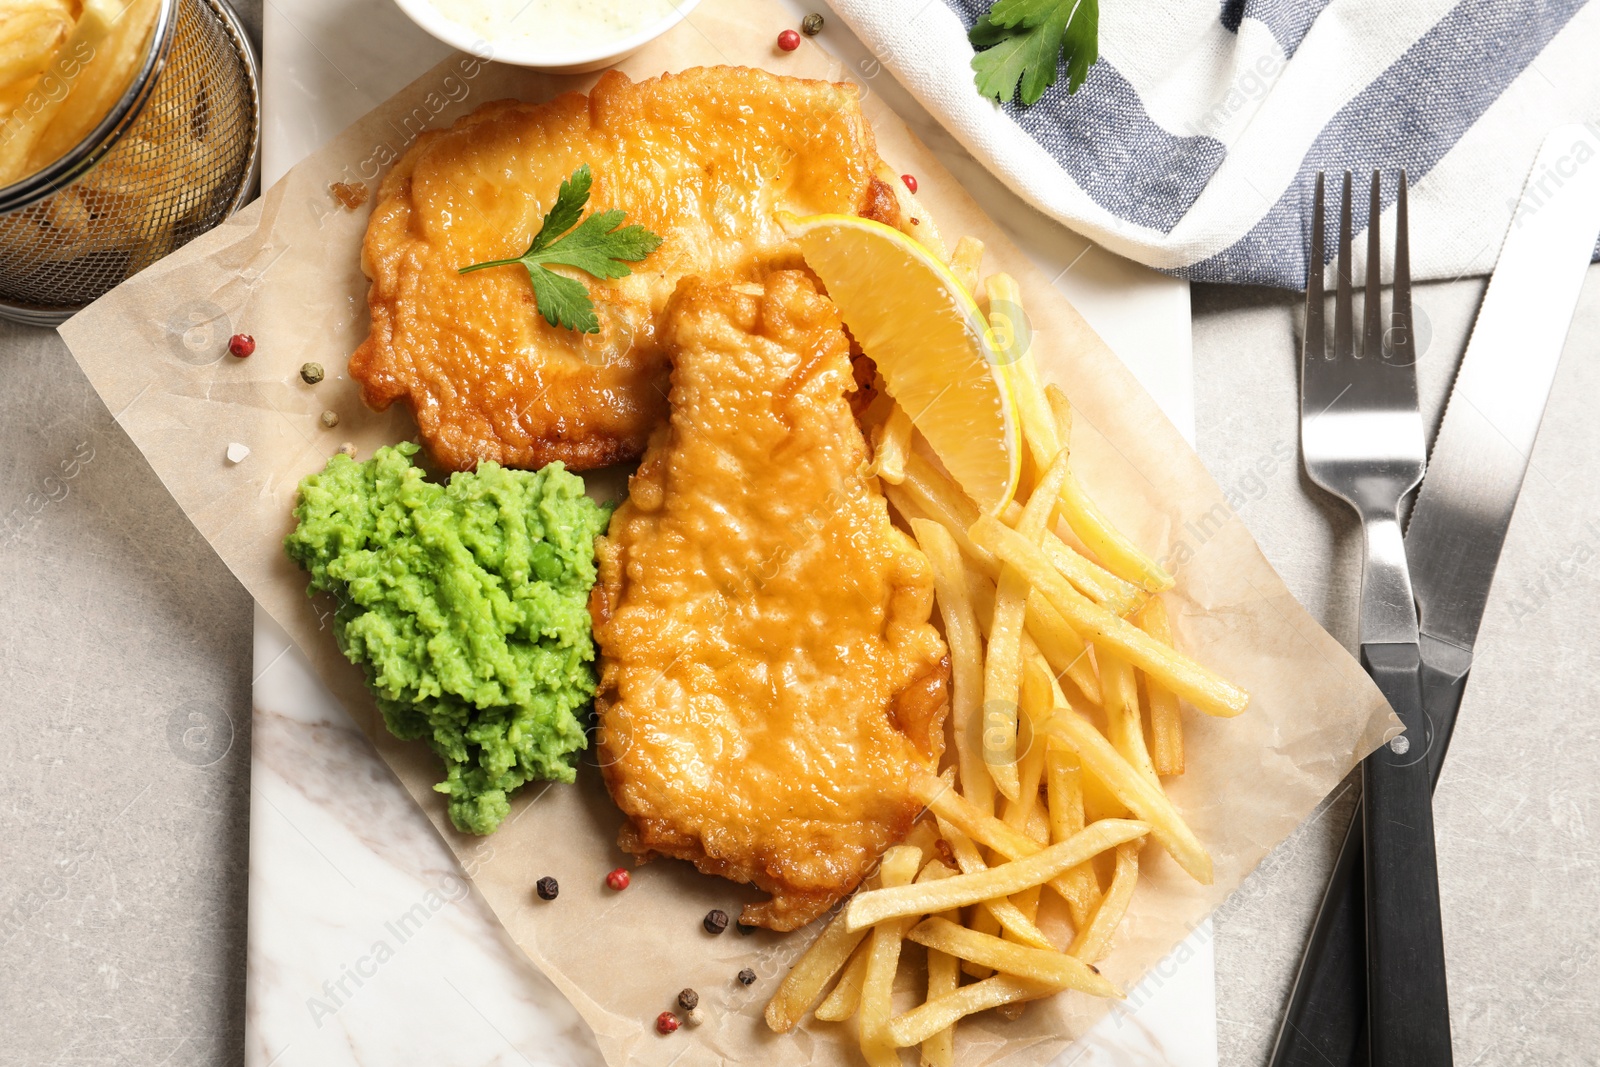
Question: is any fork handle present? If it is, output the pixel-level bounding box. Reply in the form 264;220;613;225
1360;641;1453;1067
1267;644;1472;1067
1358;514;1417;647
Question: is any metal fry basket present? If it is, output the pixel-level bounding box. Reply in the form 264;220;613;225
0;0;260;326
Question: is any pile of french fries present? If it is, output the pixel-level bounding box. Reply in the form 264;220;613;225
0;0;162;186
766;240;1250;1065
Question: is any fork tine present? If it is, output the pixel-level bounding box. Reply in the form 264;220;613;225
1334;171;1354;365
1304;172;1325;369
1363;171;1383;360
1390;171;1413;366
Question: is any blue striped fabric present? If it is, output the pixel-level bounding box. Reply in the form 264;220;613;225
1183;0;1588;285
945;0;1225;236
932;0;1595;287
1226;0;1333;55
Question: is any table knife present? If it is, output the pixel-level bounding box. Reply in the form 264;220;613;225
1269;124;1600;1067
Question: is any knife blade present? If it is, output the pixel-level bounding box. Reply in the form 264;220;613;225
1269;124;1600;1067
1409;118;1600;711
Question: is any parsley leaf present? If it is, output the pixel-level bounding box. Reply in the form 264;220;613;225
970;0;1099;106
458;164;663;333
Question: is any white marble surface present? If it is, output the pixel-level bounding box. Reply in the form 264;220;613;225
246;2;1213;1064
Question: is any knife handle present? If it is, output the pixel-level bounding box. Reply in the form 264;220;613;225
1268;639;1473;1067
1266;806;1368;1067
1420;635;1473;785
1360;642;1453;1067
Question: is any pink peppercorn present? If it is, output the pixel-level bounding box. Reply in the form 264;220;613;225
901;174;918;194
228;334;256;358
777;29;801;51
606;867;631;891
656;1011;679;1034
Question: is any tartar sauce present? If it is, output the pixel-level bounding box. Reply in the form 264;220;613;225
422;0;682;53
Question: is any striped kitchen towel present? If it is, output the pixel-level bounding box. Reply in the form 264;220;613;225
827;0;1600;287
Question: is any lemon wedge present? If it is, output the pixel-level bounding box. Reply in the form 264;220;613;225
784;212;1021;514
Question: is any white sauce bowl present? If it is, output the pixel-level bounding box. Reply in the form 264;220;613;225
391;0;703;73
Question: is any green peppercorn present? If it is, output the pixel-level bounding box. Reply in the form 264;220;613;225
801;12;823;35
300;362;325;385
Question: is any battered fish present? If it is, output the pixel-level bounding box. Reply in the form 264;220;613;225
589;271;950;931
352;66;928;473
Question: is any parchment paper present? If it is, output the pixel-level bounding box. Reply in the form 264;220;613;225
58;2;1398;1063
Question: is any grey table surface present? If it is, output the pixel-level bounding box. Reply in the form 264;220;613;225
4;4;1599;1065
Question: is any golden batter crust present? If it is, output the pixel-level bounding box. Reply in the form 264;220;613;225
351;66;907;473
590;271;949;931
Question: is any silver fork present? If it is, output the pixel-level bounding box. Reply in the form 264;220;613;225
1299;171;1453;1067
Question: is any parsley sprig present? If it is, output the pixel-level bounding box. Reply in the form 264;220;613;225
458;164;662;334
970;0;1100;107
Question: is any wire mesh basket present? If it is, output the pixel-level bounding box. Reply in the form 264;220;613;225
0;0;260;326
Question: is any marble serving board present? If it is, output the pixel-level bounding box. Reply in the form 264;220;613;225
245;2;1214;1064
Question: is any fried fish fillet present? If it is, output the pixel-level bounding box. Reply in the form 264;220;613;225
589;271;950;931
351;66;926;473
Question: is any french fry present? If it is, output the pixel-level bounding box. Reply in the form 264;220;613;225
859;852;952;1066
900;447;1127;639
970;515;1249;718
1025;804;1050;846
1036;526;1147;616
950;235;984;295
1045;743;1100;929
24;0;162;174
889;975;1064;1049
986;446;1079;802
989;290;1166;604
1069;840;1141;963
1005;654;1057;833
968;573;1102;708
1001;502;1147;614
911;518;993;815
962;900;1002;980
984;274;1058;474
870;401;914;484
0;0;73;88
908;917;1122;998
1081;759;1129;823
1096;648;1161;789
932;816;1054;950
921;940;960;1067
765;871;882;1032
896;453;993;567
1042;709;1213;883
812;844;928;1023
814;941;871;1022
1043;385;1175;592
845;819;1149;930
993;879;1043;1020
982;598;1024;801
1137;598;1185;776
919;773;1049;863
919;861;967;1067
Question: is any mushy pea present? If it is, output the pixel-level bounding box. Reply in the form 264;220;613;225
284;443;610;835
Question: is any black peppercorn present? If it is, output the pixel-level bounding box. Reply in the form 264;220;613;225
737;968;756;986
535;876;559;900
678;988;699;1011
736;921;757;936
703;908;729;935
